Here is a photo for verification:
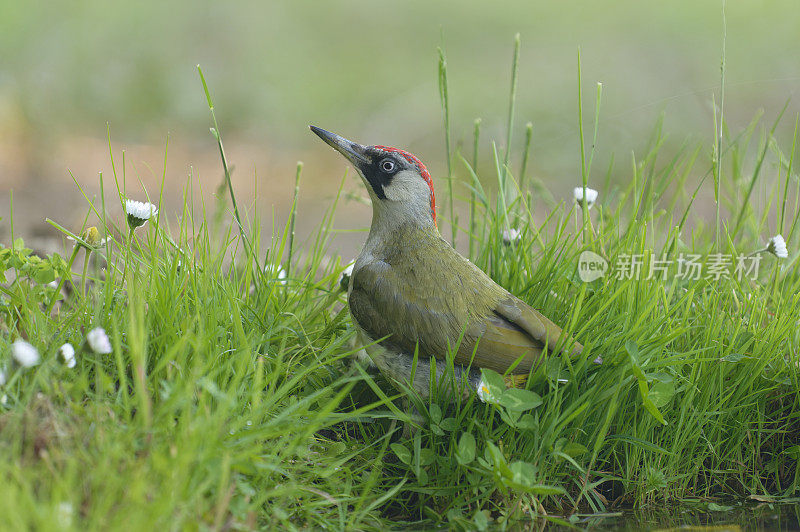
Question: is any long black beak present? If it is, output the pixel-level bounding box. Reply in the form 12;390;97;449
309;126;370;166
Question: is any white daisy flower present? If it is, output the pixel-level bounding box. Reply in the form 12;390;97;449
0;369;6;386
502;228;521;245
265;264;287;286
766;234;788;259
86;328;112;354
573;186;599;210
12;340;40;367
58;343;76;368
476;377;500;405
339;261;355;291
125;199;158;229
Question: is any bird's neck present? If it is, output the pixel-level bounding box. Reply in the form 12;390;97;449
362;204;439;258
372;201;436;235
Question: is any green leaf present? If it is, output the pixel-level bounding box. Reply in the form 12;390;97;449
9;252;25;269
428;404;442;424
561;442;588;458
439;417;458;431
472;509;489;531
638;379;667;425
499;407;521;427
446;509;464;525
499;388;542;411
478;369;504;404
504;461;566;496
624;339;639;359
456;433;476;465
784;446;800;458
516;414;538;431
0;250;10;272
390;443;412;465
626;340;667;425
509;461;537;485
707;502;734;512
327;441;346;456
49;253;67;273
650;371;674;383
485;441;512;479
519;483;566;496
546;356;568;382
480;369;505;393
626;341;646;381
32;263;55;284
418;448;435;466
649;380;675;408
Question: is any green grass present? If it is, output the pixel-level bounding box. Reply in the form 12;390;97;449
1;50;800;530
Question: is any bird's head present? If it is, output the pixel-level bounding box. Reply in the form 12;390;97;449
310;125;436;230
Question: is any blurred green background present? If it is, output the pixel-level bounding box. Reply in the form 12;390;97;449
1;0;798;257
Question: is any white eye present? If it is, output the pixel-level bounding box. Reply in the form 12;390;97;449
380;159;395;173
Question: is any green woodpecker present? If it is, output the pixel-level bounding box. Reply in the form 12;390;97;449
310;126;583;400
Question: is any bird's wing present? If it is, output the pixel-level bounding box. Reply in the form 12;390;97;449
349;258;582;376
463;295;583;374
